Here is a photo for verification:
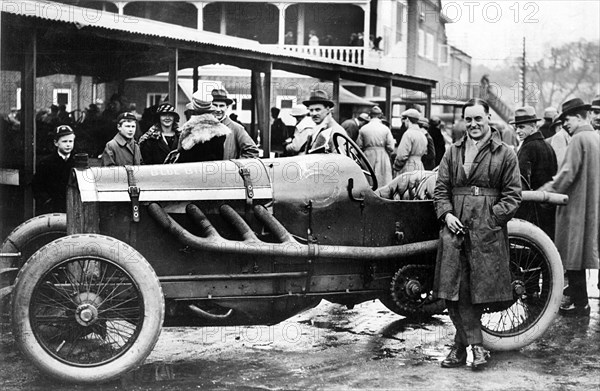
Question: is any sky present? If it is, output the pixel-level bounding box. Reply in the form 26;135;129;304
443;0;600;67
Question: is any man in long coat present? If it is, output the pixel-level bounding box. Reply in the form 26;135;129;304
393;109;427;176
434;98;521;369
511;106;558;238
539;98;600;317
356;106;395;186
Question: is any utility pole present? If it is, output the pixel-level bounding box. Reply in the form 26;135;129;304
521;37;526;105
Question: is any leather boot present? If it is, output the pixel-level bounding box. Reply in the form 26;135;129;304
471;344;490;369
441;344;467;368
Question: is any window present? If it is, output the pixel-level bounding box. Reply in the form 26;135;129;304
439;44;450;66
426;33;435;60
276;96;296;109
53;88;72;111
241;99;253;111
147;93;167;107
418;29;425;57
395;2;404;43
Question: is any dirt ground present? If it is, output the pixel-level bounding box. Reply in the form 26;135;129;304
1;278;599;391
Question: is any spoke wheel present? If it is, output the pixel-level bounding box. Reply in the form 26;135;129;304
332;132;378;190
481;219;563;351
12;235;164;383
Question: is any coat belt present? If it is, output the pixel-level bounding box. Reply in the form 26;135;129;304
452;186;499;197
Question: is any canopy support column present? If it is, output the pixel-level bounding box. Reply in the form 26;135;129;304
22;29;36;219
168;48;179;107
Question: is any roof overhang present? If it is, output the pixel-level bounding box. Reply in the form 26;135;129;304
1;1;436;93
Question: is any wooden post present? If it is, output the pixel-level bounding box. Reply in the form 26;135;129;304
425;87;432;118
332;74;340;122
22;29;36;219
168;48;179;105
251;70;259;142
385;80;393;125
193;66;199;95
255;63;272;158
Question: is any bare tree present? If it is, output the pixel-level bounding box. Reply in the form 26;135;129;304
529;40;599;113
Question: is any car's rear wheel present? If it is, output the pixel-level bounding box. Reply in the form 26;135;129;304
481;219;563;351
11;234;164;383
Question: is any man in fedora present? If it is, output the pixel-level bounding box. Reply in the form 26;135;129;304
539;98;600;316
539;106;559;139
284;104;315;156
356;106;395;186
341;112;369;141
302;90;347;154
210;88;259;160
590;94;600;132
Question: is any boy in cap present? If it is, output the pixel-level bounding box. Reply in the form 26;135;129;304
33;125;76;214
539;98;600;316
101;112;142;166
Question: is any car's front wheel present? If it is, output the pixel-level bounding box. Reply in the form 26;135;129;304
11;234;164;383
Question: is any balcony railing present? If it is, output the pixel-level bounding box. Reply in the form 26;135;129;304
278;45;365;66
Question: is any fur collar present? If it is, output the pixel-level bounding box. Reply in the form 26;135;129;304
179;114;231;150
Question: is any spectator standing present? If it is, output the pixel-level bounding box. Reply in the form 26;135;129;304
284;104;315;156
539;107;559;139
434;98;521;369
418;116;436;170
539;98;599;317
547;119;571;167
511;106;558;238
139;103;180;164
33;125;76;214
284;30;295;45
101;112;142;166
270;107;289;156
393;108;427;176
308;30;319;46
356;106;395;186
303;90;347;154
341;112;369;141
210;88;259;159
590;95;600;131
429;116;447;166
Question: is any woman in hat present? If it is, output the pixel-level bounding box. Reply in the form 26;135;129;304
164;95;231;164
139;103;181;165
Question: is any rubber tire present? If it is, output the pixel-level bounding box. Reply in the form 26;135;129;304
481;219;563;351
11;234;165;384
1;214;67;318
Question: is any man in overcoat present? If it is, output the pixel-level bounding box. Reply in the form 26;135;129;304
356;106;395;186
433;98;522;369
539;98;600;316
511;106;558;238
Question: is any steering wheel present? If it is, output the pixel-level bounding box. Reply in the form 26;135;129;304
332;132;378;191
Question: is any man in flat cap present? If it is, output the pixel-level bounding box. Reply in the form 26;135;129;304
393;108;428;176
356;106;395;186
210;88;259;160
539;98;600;317
303;90;347;154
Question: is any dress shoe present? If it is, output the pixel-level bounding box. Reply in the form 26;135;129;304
471;344;490;370
559;302;590;317
441;345;467;368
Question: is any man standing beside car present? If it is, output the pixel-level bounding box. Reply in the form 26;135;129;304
433;98;521;370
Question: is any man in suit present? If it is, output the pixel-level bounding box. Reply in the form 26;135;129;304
341;112;368;141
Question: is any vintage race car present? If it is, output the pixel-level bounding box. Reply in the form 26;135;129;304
0;133;565;383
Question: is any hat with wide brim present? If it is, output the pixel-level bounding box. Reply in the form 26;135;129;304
556;98;591;122
358;113;370;122
188;91;218;114
154;102;180;122
509;106;541;125
210;88;234;105
303;90;334;108
590;95;600;110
